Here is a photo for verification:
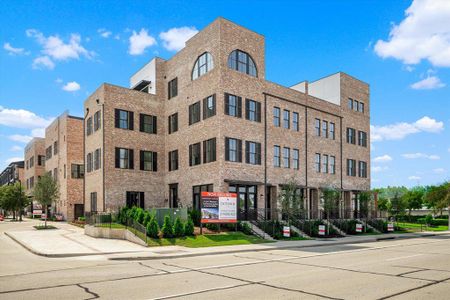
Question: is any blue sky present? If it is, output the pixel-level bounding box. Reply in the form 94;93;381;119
0;0;449;188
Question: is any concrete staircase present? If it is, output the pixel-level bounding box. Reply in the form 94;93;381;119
242;221;275;241
323;219;347;236
289;224;311;238
357;219;381;234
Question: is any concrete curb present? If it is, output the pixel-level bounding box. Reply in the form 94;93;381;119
109;232;438;261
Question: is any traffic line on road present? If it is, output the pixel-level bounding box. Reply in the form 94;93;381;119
386;254;423;261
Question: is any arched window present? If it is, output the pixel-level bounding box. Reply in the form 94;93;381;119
227;50;257;77
192;52;214;80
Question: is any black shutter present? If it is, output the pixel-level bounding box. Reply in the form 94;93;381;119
140;151;144;170
153;152;157;171
256;102;261;122
203;141;206;163
225;138;230;161
168;152;171;171
212;94;216;116
115;148;120;168
256;143;261;165
139;114;144;132
245;141;249;163
140;192;145;209
224;93;229;115
153;116;157;134
237;139;242;162
189;144;193;166
114;109;119;128
212;138;216;162
129;112;134;130
202;97;207;119
129;149;134;169
237;96;242;118
245;99;250;120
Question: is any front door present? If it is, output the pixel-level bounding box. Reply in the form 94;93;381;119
229;185;257;220
169;184;178;208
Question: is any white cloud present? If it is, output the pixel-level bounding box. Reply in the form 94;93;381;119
371;116;444;142
433;168;446;174
374;155;393;163
0;106;53;129
410;76;446;89
31;128;45;137
62;81;80;92
98;28;112;38
55;78;63;83
128;29;156;55
3;42;29;55
372;166;389;173
374;0;450;67
159;26;198;51
402;153;440;160
32;56;55;70
408;176;421;181
5;157;23;164
10;145;23;152
8;134;32;143
26;29;94;69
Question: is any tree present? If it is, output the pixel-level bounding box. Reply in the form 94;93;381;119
278;178;303;223
161;215;174;238
9;183;29;221
388;192;407;221
321;187;340;235
33;173;59;228
402;189;424;220
424;184;448;216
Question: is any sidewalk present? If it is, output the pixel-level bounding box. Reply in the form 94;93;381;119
5;221;448;260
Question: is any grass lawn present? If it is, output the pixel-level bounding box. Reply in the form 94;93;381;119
146;232;272;248
277;236;310;241
34;225;57;230
396;222;448;232
95;223;126;229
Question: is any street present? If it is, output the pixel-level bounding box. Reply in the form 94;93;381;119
1;221;449;299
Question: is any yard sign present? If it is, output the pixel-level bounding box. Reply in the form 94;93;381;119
356;224;363;233
201;192;237;224
318;225;326;236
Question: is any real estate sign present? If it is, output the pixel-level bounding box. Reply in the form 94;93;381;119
318;225;326;235
201;192;237;223
356;224;363;233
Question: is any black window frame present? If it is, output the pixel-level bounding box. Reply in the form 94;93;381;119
330;156;336;174
293;148;299;169
293;112;299;131
139;114;157;134
347;159;356;177
322;120;328;138
359;161;367;178
315;153;321;173
358;131;367;147
189;101;201;125
86;152;93;172
192;184;213;210
90;192;97;212
94;148;101;170
347;128;356;144
273;145;281;167
192;52;214;80
283;147;290;168
224;93;242;118
86;117;93;136
322;154;329;173
273;107;280;127
203;138;216;164
168;150;179;171
189;142;201;166
227;49;257;77
168;77;178;99
94;110;101;131
245;141;261;165
71;164;85;179
225;137;242;163
140;150;157;172
115;109;134;130
168;113;178;134
315;118;321;136
203;94;216;119
283;109;290;129
330;122;335;140
115;147;134;170
245;98;261;122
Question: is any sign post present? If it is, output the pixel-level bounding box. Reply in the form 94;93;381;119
283;226;290;238
318;225;326;236
387;223;394;232
356;223;363;233
200;192;237;234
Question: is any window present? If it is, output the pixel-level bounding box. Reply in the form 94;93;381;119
315;153;321;172
293;149;299;169
140;114;157;134
347;128;356;144
245;99;261;122
315;119;321;136
358;102;364;113
227;49;257;77
53;141;58;155
94;148;101;170
115;109;134;130
322;154;328;173
30;156;34;168
225;137;242;162
322;121;328;138
168;150;179;171
115;148;134;169
90;192;97;212
30;176;34;188
46;146;52;160
71;164;85;179
126;191;145;208
192;184;213;210
168;77;178;99
189;101;201;125
192;52;214;80
273;107;280;127
330;122;335;140
203;95;216;119
330;156;336;174
94;110;101;131
168;113;178;134
53;168;57;181
38;155;45;166
86;153;93;172
293;112;299;131
189;143;201;166
359;161;367;178
86;117;92;136
203;138;216;163
353;100;359;112
140;150;157;171
348;98;353;110
283;147;290;168
358;131;367;147
225;93;242;117
245;141;261;165
273;145;281;167
347;159;356;176
283;110;290;129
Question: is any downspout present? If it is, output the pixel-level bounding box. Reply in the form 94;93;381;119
102;103;105;212
264;94;268;216
83;108;89;213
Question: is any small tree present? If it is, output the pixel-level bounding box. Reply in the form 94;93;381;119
184;217;195;236
389;192;407;222
403;189;424;220
146;216;159;239
321;187;340;235
161;215;174;238
33;173;59;228
9;183;29;221
136;208;145;224
173;217;185;237
142;211;151;227
278;178;303;223
359;191;372;232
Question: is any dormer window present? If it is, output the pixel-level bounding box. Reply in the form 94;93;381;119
228;50;257;77
192;52;214;80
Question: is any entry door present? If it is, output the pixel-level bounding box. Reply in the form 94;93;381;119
169;184;178;208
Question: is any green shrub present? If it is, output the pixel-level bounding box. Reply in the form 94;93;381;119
161;215;174;238
78;216;86;222
184;217;195;236
206;223;219;231
146;216;159;239
127;207;137;222
142;211;151;227
117;207;129;224
136;209;145;224
425;214;433;226
173;217;185;237
238;222;252;235
188;209;201;226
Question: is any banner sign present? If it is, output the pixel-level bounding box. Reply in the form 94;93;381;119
201;192;237;223
318;225;326;235
356;224;363;233
387;223;394;232
283;226;290;237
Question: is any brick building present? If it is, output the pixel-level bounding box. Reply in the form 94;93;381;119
0;161;24;186
44;112;84;221
24;137;46;197
84;18;370;218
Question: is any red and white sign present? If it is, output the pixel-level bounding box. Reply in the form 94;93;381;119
387;223;394;232
201;192;237;224
356;224;363;233
318;225;326;236
283;226;290;237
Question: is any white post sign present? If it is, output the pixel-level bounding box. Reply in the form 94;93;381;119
283;226;290;237
318;225;326;236
387;223;394;232
356;224;363;233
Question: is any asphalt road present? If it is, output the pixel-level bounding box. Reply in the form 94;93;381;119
1;221;449;299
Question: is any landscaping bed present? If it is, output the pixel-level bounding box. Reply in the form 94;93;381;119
34;225;57;230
